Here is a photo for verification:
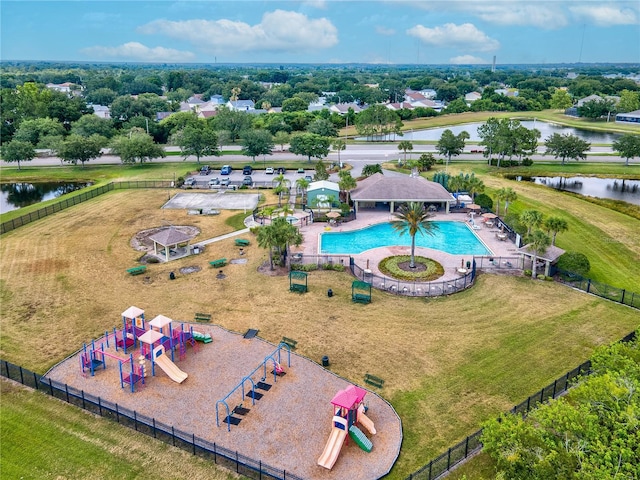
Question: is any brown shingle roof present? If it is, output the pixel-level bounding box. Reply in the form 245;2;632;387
149;227;192;246
351;173;454;202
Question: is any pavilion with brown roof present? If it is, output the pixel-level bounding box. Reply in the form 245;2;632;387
518;244;565;276
148;227;193;262
350;173;455;214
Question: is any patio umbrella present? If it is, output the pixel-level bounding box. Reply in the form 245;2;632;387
467;204;481;210
326;211;341;218
482;213;497;219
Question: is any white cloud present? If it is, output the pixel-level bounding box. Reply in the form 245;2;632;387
81;42;195;62
376;26;396;36
138;10;338;53
407;23;500;52
570;5;639;26
450;55;487;65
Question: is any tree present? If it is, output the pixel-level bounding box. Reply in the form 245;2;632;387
544;133;591;165
466;175;485;200
176;123;219;163
58;134;106;167
289;133;331;162
13;117;65;146
477;117;501;161
257;217;303;269
71;114;115;139
447;174;465;207
498;187;517;215
313;161;329;181
618;89;640;113
544;216;569;246
437;129;469;171
521;209;544;237
354;105;402;141
416;153;436;172
338;170;357;205
391;202;439;268
361;164;382;177
612;133;640;166
273;131;290;152
331;138;346;164
549;89;573;110
241;129;274;163
295;177;310;201
557;252;590;276
110;132;166;164
577;98;615;119
256;222;279;270
2;140;35;170
281;97;308;112
529;230;551;278
398;140;413;164
212;106;252;143
272;174;291;206
306;118;338;137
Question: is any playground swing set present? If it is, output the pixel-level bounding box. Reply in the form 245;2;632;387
317;384;377;470
79;306;201;392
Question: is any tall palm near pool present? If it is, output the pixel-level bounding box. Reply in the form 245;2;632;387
391;202;439;268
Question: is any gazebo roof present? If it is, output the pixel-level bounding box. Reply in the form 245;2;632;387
149;227;192;246
518;244;565;263
351;173;454;203
122;305;144;319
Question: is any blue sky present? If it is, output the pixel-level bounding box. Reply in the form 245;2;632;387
1;1;639;65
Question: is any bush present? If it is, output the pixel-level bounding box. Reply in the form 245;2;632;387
524;269;532;277
557;251;591;276
521;158;534;166
474;193;493;211
291;263;317;272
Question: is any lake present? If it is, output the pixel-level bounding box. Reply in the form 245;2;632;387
0;182;92;214
401;120;622;143
512;176;640;205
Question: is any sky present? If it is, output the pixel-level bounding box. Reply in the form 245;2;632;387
1;1;639;65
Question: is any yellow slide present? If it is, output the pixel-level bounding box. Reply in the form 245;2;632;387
155;354;188;383
357;404;376;435
317;416;348;469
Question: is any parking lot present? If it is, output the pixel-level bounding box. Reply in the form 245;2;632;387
183;164;314;190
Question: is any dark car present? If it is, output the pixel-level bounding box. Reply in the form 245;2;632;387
305;175;313;182
242;165;253;175
242;175;253;186
276;167;286;174
199;165;211;175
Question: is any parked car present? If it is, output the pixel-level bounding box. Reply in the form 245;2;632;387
242;176;253;186
209;177;220;187
305;175;313;182
199;165;211;175
242;165;253;175
221;165;232;175
276;167;286;174
297;168;305;174
220;177;230;186
265;167;274;174
183;177;196;186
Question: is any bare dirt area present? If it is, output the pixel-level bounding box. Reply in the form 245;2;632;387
45;325;402;480
257;260;289;277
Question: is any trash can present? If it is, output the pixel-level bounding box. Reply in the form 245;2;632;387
327;288;333;297
322;355;330;367
466;261;471;269
169;272;176;280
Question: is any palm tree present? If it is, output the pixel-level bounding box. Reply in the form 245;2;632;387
529;230;551;279
295;177;310;202
466;175;485;201
273;174;290;206
521;209;544;237
391;202;439;268
257;223;278;270
332;139;346;165
398;140;413;164
498;187;517;215
447;175;465;208
338;170;357;206
544;216;569;246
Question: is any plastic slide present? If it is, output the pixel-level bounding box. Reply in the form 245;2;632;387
357;404;377;435
155;355;188;383
317;416;348;469
349;425;373;452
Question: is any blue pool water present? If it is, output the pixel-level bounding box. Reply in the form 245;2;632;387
320;221;491;255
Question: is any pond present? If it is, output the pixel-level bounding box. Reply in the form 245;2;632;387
0;182;92;214
398;120;622;143
511;176;640;206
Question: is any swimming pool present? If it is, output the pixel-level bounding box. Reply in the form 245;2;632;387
320;221;492;255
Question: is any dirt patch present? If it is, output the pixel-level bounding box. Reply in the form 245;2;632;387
397;261;427;272
179;266;202;275
257;261;288;276
130;225;200;252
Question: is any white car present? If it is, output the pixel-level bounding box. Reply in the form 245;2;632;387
183;177;196;186
265;167;274;174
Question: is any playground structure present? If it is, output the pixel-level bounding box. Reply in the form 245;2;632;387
79;306;199;390
317;384;376;470
216;343;292;431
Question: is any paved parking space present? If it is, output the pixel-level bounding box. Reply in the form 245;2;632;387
163;192;260;210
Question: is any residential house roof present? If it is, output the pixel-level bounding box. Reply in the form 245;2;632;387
308;180;339;192
227;100;255;111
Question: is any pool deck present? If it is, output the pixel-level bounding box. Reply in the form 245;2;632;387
292;211;520;282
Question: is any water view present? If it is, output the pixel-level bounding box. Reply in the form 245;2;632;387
0;182;92;214
401;120;622;143
513;176;640;206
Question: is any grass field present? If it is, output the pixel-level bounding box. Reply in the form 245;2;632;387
1;173;639;479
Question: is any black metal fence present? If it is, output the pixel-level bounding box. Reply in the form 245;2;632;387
0;360;303;480
557;270;640;309
1;180;173;235
405;329;638;480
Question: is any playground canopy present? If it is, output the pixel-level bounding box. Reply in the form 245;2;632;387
149;314;173;330
331;385;367;409
138;329;164;345
122;306;144;320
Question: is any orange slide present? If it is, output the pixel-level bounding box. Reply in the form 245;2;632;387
317;416;348;469
155;354;188;383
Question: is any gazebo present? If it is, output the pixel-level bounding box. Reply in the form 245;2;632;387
148;227;193;262
518;244;565;277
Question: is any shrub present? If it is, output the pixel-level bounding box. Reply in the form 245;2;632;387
557;251;591;277
521;158;534;166
475;193;493;211
524;269;532;276
291;263;317;272
379;255;444;281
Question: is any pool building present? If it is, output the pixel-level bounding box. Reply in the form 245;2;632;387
350;173;455;214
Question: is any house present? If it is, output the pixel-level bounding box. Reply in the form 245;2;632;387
566;95;621;117
45;82;75;93
465;92;482;103
494;88;519;97
197;110;217;119
350;173;455;214
89;104;111;119
615;109;640;124
386;102;414;111
329;103;362;114
209;94;225;105
227;100;255;112
307;180;341;209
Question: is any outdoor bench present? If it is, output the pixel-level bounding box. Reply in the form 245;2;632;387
364;373;384;388
209;258;227;268
126;266;147;276
289;283;307;293
235;239;250;247
194;313;212;323
352;293;371;304
281;337;298;350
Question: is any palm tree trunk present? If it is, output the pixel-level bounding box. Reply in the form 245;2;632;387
531;253;537;278
410;235;416;268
